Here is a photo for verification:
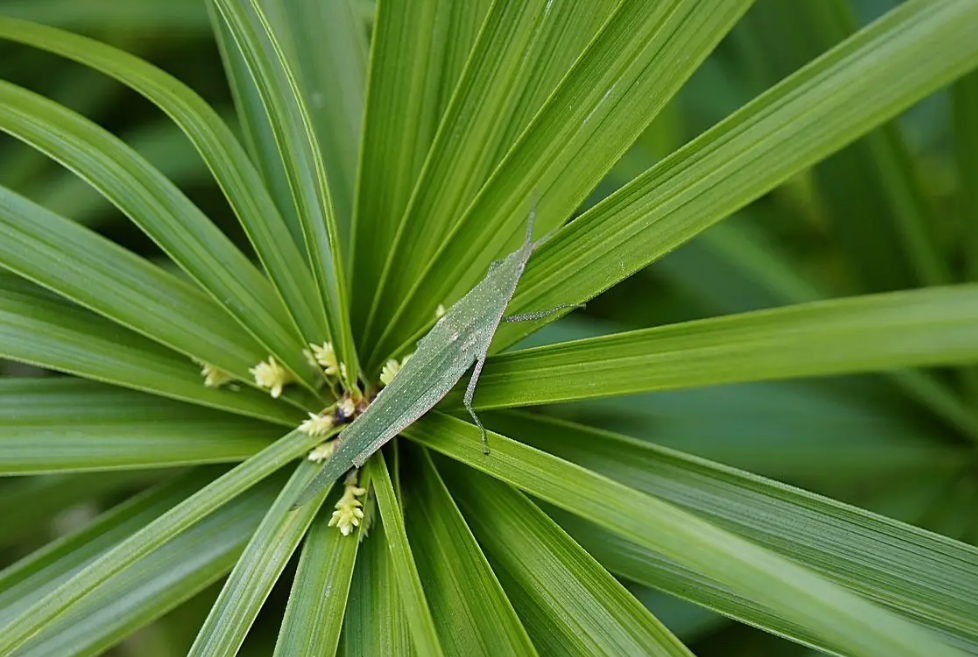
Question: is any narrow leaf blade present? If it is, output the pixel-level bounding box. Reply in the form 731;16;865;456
495;0;978;350
441;459;691;657
368;451;444;657
188;462;330;657
0;274;303;425
403;445;537;656
471;285;978;409
0;16;330;346
407;414;961;657
273;488;362;657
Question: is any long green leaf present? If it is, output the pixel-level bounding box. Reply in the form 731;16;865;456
490;411;978;653
261;0;367;236
368;450;444;657
0;77;319;391
357;0;601;349
209;5;301;248
736;0;949;292
646;206;978;442
0;469;219;623
0;377;279;474
369;0;753;366
402;445;537;656
0;185;268;381
0;426;329;654
0;63;122;193
274;486;363;657
0;377;282;474
467;285;978;409
0;274;303;425
210;0;366;251
211;0;359;384
351;0;491;336
13;474;280;657
37;117;215;229
442;460;691;656
0;16;329;347
188;461;329;657
494;0;978;351
407;414;961;657
339;502;413;657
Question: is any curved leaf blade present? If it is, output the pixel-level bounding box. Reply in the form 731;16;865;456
407;414;961;657
263;0;367;234
368;451;444;657
188;462;329;657
0;378;280;475
211;0;359;383
0;185;267;381
403;445;537;656
441;459;691;656
470;285;978;409
0;470;220;625
0;426;328;655
12;474;280;657
490;411;978;653
0;77;319;391
0;16;330;347
495;0;978;350
0;274;303;425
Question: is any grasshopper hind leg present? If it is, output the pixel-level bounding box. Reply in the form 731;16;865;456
464;356;489;454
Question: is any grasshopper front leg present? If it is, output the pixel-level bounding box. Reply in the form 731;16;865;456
464;355;489;454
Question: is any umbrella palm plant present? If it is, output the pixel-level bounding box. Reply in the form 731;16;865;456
0;0;977;655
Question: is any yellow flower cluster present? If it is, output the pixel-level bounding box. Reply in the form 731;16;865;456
299;412;335;438
309;341;341;377
198;362;234;388
329;474;367;537
249;356;294;398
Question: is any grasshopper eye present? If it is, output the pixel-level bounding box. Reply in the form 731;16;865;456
488;259;502;273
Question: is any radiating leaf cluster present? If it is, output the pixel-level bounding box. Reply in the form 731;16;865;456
0;0;977;656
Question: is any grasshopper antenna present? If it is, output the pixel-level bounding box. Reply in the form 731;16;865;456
524;190;538;245
525;190;559;251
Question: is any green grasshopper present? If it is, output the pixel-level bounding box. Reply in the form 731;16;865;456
294;201;578;507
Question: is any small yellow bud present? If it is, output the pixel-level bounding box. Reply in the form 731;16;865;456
380;359;401;387
306;440;337;463
309;342;340;376
250;356;294;398
198;362;234;388
329;473;367;537
435;304;446;319
299;412;335;437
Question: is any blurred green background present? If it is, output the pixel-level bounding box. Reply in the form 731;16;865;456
1;0;975;654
